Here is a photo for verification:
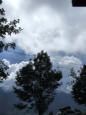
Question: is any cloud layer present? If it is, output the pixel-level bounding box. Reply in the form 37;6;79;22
2;0;86;55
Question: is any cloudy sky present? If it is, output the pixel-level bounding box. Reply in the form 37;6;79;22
3;0;86;54
1;0;86;92
1;0;86;114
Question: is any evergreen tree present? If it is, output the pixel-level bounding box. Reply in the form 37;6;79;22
57;106;83;115
72;65;86;106
0;0;21;81
0;61;8;82
14;51;62;115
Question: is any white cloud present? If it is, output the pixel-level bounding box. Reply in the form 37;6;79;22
59;56;82;68
3;0;86;55
0;59;28;91
51;55;82;93
6;0;21;9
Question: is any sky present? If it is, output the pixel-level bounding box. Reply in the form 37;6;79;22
3;0;86;54
1;0;86;92
1;0;86;114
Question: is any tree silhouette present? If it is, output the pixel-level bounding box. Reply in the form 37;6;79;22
0;0;21;52
72;0;86;6
0;0;21;81
14;51;62;115
57;106;83;115
0;61;9;82
72;65;86;106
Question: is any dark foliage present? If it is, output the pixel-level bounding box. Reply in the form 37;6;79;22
0;0;22;52
57;106;84;115
72;65;86;106
14;51;62;115
48;112;54;115
0;61;9;82
0;0;21;81
0;1;22;52
72;0;86;7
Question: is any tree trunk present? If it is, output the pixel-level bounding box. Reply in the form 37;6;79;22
36;99;43;115
38;110;43;115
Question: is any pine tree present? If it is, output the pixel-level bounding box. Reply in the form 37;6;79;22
14;51;62;115
72;65;86;106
